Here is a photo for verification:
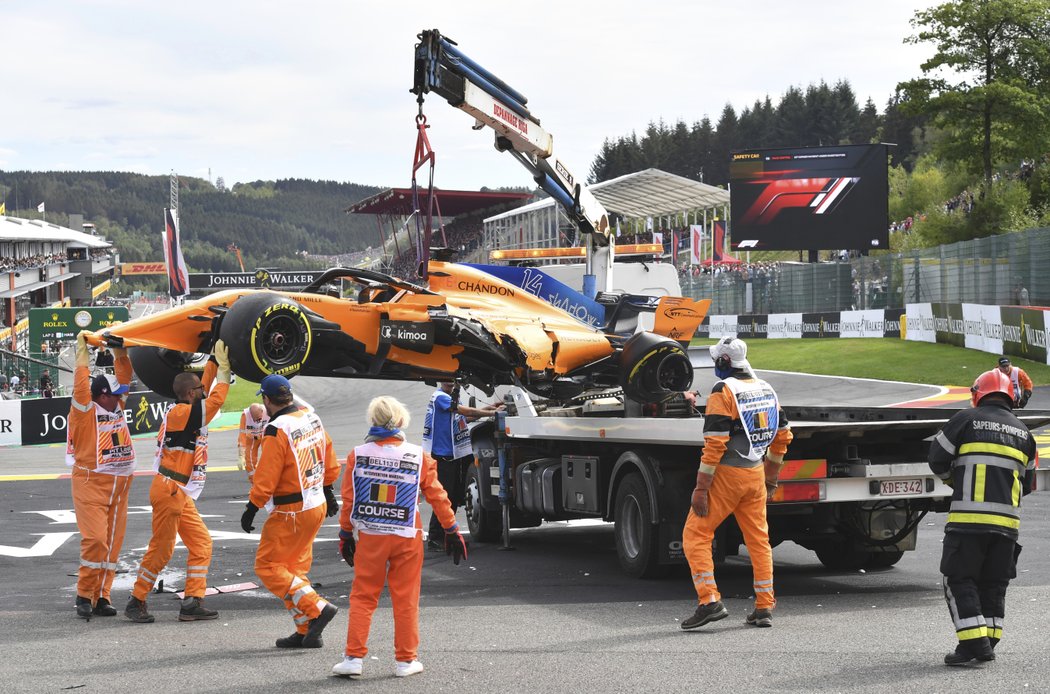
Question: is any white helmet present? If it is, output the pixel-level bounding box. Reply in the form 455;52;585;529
709;337;751;371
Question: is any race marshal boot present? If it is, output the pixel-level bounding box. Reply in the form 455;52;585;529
92;597;117;617
746;608;773;628
124;596;155;623
681;600;729;630
179;596;218;621
944;638;995;666
303;603;338;647
75;596;93;621
276;632;307;648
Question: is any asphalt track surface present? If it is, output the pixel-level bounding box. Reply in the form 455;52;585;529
3;373;1050;692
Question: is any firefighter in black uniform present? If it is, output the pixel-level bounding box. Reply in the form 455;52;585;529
928;368;1037;666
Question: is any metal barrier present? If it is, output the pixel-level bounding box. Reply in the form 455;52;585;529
678;226;1050;315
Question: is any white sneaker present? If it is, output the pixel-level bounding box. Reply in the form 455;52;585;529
332;656;363;677
394;660;424;678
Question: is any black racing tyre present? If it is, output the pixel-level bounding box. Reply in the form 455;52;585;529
219;293;312;383
814;540;874;571
464;463;502;543
864;550;905;569
128;347;205;399
619;332;693;404
613;472;668;579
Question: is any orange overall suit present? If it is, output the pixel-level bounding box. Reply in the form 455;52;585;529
683;374;793;610
250;406;340;636
67;351;135;610
131;361;228;602
237;406;267;480
340;436;457;663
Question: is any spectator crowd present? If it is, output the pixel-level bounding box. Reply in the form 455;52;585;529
0;253;67;272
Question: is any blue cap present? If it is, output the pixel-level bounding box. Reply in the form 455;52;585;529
256;374;292;398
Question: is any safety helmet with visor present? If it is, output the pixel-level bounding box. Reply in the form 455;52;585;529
970;369;1014;408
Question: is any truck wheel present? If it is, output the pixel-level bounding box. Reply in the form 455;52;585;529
219;293;312;382
814;541;873;571
864;550;905;569
128;347;206;399
613;473;668;579
464;463;501;543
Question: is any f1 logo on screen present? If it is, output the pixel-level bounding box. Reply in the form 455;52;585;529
729;143;889;252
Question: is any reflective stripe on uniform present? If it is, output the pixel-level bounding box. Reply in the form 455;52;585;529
692;571;716;588
958;442;1027;464
953;615;984;630
974;465;986;502
956;454;1026;473
946;499;1018;515
292;584;316;604
947;512;1020;530
957;626;988;641
933;431;956;456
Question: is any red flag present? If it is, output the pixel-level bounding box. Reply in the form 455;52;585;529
163;208;190;298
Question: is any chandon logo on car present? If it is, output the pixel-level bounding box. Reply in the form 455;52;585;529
379;320;434;352
457;281;515;296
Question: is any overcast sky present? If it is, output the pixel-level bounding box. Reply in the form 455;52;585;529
3;1;938;192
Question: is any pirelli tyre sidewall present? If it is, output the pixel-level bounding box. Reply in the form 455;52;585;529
221;293;312;383
619;332;693;404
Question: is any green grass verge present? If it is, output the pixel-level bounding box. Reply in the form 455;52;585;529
224;377;261;413
689;338;1050;388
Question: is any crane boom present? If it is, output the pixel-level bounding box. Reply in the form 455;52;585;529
412;29;611;249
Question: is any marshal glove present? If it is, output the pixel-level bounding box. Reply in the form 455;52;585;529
338;529;356;568
691;467;715;517
444;526;469;566
323;485;339;517
241;501;259;533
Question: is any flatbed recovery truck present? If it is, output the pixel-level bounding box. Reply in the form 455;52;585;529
463;388;1050;576
411;28;1050;577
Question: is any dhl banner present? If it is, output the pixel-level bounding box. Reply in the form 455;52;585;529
121;262;167;276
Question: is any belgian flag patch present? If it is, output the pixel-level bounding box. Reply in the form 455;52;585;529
370;483;397;504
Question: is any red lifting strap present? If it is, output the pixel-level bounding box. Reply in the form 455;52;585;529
410;113;446;282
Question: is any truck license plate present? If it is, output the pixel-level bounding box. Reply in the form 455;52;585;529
879;479;923;496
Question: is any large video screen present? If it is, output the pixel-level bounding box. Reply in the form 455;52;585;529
729;144;889;252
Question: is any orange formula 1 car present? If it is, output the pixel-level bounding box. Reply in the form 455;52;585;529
87;261;709;405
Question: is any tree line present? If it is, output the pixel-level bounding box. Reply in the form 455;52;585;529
0;172;383;274
588;83;925;187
